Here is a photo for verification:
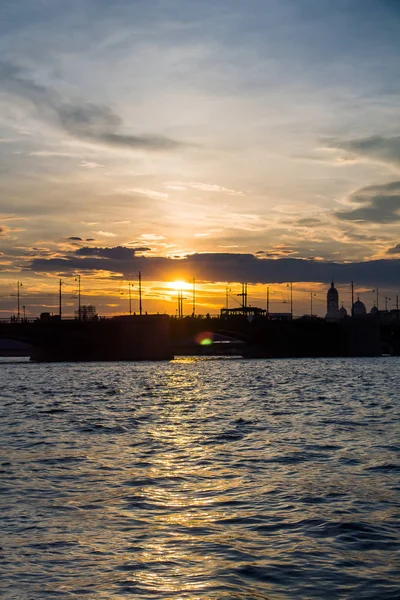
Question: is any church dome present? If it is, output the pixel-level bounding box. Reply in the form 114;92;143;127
339;305;347;318
370;305;379;315
353;298;366;316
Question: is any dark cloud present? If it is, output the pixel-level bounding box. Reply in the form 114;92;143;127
28;247;400;288
75;245;150;259
262;252;296;258
335;181;400;223
0;61;182;151
327;135;400;167
68;236;83;241
387;243;400;255
256;248;297;258
343;232;382;242
86;238;95;241
296;218;323;227
0;61;51;113
58;103;182;150
75;246;135;259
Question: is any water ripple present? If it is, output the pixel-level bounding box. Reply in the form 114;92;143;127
1;357;399;598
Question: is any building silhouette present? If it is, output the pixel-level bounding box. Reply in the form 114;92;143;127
326;281;340;322
353;298;367;317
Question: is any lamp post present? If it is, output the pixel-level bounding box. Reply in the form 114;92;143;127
128;282;133;316
75;275;81;320
59;278;63;319
287;282;293;317
372;288;379;311
17;281;22;321
310;292;316;318
138;271;143;316
225;287;231;310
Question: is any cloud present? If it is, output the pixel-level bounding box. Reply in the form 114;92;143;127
165;181;244;196
58;103;182;151
129;188;169;200
342;231;382;242
95;231;117;237
28;151;79;158
0;224;20;237
27;247;400;288
335;181;400;223
386;243;400;255
296;218;323;227
68;236;83;241
0;61;183;152
79;160;104;168
326;136;400;168
75;246;134;259
75;246;149;259
140;233;165;240
256;247;298;258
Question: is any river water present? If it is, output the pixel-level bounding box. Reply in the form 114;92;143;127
1;357;399;599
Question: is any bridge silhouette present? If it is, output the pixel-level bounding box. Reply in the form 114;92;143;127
0;313;384;360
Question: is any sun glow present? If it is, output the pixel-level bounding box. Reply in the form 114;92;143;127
168;280;192;291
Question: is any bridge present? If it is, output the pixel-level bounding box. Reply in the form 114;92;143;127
0;313;384;361
0;315;173;361
169;314;382;358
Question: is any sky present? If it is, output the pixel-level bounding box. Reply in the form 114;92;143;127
1;0;400;317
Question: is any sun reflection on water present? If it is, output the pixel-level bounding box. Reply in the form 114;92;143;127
118;366;254;596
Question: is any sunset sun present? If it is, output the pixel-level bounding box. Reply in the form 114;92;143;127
168;280;192;291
